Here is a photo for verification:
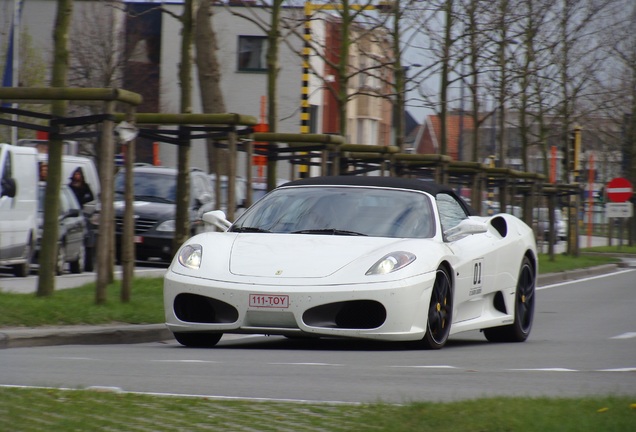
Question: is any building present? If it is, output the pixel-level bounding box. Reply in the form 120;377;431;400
1;0;398;177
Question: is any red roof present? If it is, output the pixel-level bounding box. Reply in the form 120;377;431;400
415;114;475;160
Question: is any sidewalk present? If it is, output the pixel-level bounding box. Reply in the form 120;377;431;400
1;258;634;349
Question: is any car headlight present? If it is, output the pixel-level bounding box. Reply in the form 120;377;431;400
156;220;175;232
178;244;202;269
89;212;100;226
366;251;416;275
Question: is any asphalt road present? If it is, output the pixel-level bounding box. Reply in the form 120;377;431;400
1;269;634;404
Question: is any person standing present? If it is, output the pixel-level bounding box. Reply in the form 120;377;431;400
68;167;94;206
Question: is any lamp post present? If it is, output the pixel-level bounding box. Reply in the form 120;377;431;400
496;37;518;169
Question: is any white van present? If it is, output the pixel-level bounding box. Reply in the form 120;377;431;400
0;143;39;276
37;154;101;200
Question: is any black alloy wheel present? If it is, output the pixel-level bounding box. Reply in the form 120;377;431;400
484;256;535;342
420;267;453;350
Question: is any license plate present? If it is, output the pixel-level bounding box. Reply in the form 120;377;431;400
249;294;289;308
134;236;143;243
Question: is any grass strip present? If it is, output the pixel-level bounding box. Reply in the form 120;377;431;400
0;279;164;327
538;253;620;274
1;388;634;432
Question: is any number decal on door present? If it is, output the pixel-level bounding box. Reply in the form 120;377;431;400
470;258;483;296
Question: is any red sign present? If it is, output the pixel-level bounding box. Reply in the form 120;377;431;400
606;177;633;203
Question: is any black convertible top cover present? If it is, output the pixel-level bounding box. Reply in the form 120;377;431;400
280;176;476;215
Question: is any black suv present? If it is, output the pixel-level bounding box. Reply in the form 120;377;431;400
113;166;215;262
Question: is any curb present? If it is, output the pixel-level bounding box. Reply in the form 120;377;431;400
0;324;172;349
536;263;620;286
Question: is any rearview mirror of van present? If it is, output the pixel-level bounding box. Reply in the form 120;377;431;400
1;177;16;198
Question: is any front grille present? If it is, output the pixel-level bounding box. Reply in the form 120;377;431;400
115;216;158;234
303;300;386;330
174;293;239;324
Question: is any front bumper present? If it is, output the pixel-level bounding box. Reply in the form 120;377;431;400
163;269;436;342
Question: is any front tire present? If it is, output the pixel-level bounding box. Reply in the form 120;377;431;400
419;267;453;350
174;332;222;348
484;256;535;343
13;236;34;277
56;242;66;275
84;246;94;272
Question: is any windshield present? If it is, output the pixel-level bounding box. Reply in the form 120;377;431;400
231;186;435;238
114;171;176;204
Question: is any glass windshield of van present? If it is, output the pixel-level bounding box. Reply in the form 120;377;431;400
114;172;176;204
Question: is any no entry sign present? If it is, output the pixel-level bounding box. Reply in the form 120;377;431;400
607;177;633;203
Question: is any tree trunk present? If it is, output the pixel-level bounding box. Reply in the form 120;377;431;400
37;0;73;297
195;0;226;182
173;0;196;254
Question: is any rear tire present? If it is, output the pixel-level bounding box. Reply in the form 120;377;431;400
484;256;535;343
174;332;222;348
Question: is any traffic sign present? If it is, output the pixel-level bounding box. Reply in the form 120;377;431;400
606;177;633;203
606;202;633;218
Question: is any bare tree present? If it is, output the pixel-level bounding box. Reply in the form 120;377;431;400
275;1;396;142
226;0;291;134
68;1;126;158
0;31;48;143
173;0;197;253
195;0;226;201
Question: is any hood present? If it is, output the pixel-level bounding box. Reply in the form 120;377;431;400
229;234;404;278
114;200;175;220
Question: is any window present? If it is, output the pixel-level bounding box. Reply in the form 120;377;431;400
233;186;435;238
237;36;267;71
358;55;380;90
356;118;379;145
436;193;468;235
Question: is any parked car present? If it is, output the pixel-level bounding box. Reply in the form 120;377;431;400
164;176;538;349
0;143;38;277
208;173;247;214
112;166;215;262
35;184;89;275
534;207;567;242
37;153;100;270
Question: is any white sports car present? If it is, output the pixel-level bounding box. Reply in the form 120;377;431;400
164;176;537;349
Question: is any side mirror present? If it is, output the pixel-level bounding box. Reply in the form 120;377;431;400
202;210;231;231
0;177;16;198
444;218;488;242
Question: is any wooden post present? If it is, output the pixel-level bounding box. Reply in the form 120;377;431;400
121;107;136;302
96;100;116;303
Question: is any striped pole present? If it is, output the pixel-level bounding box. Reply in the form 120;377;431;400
301;2;311;135
298;2;313;177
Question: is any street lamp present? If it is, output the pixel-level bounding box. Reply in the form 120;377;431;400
496;37;519;169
